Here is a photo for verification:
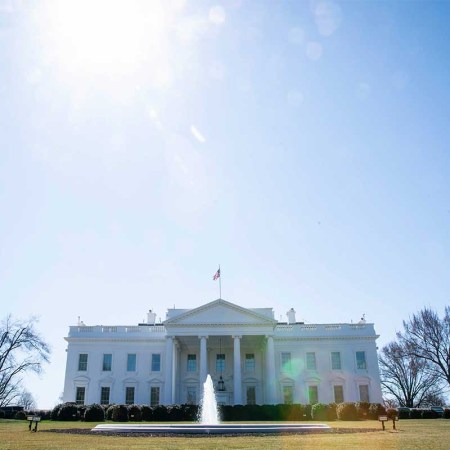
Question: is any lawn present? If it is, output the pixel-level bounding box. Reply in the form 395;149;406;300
1;419;449;450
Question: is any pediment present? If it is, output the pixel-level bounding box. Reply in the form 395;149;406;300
164;299;276;326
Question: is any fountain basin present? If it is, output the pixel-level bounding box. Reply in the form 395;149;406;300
92;423;331;435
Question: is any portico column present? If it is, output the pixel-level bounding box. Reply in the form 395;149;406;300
233;335;242;405
199;336;208;385
164;336;174;405
266;335;276;404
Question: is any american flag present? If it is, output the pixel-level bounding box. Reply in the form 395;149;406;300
213;268;220;280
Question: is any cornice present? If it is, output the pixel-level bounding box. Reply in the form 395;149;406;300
166;322;274;328
65;338;166;344
274;336;378;342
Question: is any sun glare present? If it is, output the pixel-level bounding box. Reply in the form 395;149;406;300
41;0;170;78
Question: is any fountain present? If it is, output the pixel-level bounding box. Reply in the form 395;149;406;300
199;374;220;425
92;374;330;435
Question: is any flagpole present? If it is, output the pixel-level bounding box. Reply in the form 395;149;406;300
219;265;221;299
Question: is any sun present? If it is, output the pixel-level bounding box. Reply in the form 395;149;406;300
39;0;170;78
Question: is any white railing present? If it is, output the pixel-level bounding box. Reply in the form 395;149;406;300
325;324;341;331
274;323;372;336
126;326;140;333
349;324;366;330
72;325;166;335
300;325;317;331
102;326;117;333
277;325;293;332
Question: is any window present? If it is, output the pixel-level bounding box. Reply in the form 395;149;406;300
102;354;112;371
246;386;256;405
306;352;316;370
245;354;255;372
356;351;367;369
216;354;225;372
333;385;344;403
308;386;318;404
127;354;136;372
150;386;160;407
359;384;370;402
331;352;341;370
125;386;135;405
151;354;161;372
187;354;197;372
187;387;197;404
281;352;291;371
100;387;110;405
283;386;293;404
78;354;88;371
76;387;85;405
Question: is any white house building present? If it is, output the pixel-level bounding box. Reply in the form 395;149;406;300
62;298;383;407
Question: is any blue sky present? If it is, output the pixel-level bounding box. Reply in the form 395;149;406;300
1;0;449;408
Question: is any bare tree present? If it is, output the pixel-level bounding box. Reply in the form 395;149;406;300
0;315;50;407
18;390;36;410
379;341;445;408
398;306;450;387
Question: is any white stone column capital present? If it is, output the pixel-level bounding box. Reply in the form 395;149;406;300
232;335;242;340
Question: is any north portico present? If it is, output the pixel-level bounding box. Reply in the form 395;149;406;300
163;299;279;405
63;298;383;407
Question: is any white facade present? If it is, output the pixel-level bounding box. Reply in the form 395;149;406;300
62;299;383;406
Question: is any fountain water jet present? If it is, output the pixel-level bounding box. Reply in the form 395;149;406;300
199;374;220;425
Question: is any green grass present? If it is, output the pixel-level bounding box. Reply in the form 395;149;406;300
1;419;450;449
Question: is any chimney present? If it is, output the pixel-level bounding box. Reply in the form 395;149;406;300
287;308;296;324
147;310;157;325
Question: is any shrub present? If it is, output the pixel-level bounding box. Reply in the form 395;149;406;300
0;410;5;419
77;405;86;419
368;403;386;420
303;404;312;420
410;408;422;419
111;405;129;422
58;403;79;421
106;405;115;420
141;405;153;421
152;405;169;421
336;402;357;421
327;403;337;421
14;410;27;420
285;404;304;421
181;404;199;421
311;403;328;421
84;404;105;422
396;408;410;420
128;405;142;421
51;404;63;421
356;402;370;419
422;409;439;419
444;408;450;419
168;405;184;421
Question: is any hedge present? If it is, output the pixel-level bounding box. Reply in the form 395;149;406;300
37;402;450;422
